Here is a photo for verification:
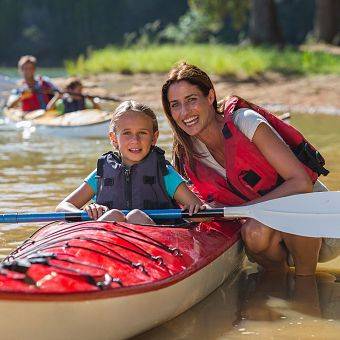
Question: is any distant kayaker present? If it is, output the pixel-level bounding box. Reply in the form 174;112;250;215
6;55;58;112
56;100;205;224
161;62;332;276
46;78;101;114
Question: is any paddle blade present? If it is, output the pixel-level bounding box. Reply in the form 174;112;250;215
249;192;340;238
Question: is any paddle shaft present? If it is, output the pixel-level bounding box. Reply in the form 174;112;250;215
22;88;122;103
58;90;122;102
2;192;340;238
0;209;225;224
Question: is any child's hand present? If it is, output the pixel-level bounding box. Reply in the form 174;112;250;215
182;203;207;216
85;203;109;220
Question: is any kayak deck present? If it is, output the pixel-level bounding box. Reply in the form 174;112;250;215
3;108;111;127
0;220;242;297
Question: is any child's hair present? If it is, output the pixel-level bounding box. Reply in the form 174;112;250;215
18;55;37;69
65;78;82;91
109;100;158;133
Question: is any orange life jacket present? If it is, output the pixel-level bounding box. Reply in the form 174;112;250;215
21;77;54;112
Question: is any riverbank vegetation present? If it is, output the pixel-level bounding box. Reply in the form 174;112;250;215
66;44;340;78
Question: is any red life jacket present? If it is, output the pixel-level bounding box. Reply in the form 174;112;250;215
21;77;54;112
185;96;328;206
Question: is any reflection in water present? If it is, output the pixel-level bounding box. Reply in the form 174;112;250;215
136;266;340;339
135;269;245;339
227;269;340;339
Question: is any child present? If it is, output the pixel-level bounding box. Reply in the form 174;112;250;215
56;100;204;224
46;78;100;114
7;55;58;112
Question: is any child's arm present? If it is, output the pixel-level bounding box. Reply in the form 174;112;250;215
46;92;62;111
88;97;101;110
56;182;108;220
173;182;206;216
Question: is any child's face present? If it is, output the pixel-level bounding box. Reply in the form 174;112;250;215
20;62;35;81
109;111;159;166
70;85;83;100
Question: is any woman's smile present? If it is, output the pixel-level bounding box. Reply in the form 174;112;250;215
183;115;199;126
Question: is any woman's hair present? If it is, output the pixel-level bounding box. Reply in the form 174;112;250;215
161;62;220;175
65;78;83;91
109;100;158;133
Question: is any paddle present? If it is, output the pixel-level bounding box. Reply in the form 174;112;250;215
56;90;122;103
13;88;123;104
1;192;340;238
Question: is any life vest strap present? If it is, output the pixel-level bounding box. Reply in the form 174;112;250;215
293;142;329;177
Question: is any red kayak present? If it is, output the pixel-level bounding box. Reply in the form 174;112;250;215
0;219;244;339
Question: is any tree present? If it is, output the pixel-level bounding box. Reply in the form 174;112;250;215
189;0;249;30
249;0;284;46
314;0;340;45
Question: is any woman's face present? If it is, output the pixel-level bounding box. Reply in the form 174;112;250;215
167;80;215;137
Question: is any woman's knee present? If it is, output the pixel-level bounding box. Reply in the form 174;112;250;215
241;220;275;254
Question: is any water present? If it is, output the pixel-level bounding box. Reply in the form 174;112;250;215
1;75;340;339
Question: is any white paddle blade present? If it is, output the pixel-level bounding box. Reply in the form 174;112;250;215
248;191;340;238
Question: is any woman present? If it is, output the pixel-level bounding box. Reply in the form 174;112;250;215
161;62;330;276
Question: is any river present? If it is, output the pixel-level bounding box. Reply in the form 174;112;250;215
1;72;340;339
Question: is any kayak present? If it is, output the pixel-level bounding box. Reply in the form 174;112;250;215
3;108;111;138
0;219;243;339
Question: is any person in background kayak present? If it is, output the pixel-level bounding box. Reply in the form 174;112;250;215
6;55;58;112
46;78;100;114
56;100;205;224
161;62;331;276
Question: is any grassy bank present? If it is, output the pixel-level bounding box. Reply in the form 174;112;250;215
66;44;340;77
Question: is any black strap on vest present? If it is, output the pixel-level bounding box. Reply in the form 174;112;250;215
292;142;329;177
153;146;169;176
222;124;232;139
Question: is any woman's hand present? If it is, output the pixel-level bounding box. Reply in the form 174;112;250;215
85;203;108;220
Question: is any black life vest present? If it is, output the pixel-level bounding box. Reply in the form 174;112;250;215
96;146;178;210
63;96;86;113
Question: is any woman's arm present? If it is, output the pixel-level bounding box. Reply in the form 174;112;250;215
248;122;313;204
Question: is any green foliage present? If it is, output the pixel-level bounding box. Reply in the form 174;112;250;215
160;9;220;44
189;0;250;30
66;44;340;77
158;0;250;45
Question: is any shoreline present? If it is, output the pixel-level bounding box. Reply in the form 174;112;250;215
1;71;338;116
53;72;340;115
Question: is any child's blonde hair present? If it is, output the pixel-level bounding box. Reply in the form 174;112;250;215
110;100;158;133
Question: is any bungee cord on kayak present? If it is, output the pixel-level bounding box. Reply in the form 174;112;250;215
1;221;185;291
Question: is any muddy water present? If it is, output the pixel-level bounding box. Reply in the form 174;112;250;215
1;75;340;339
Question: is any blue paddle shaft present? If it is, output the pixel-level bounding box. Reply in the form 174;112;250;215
0;209;224;223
